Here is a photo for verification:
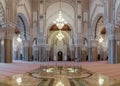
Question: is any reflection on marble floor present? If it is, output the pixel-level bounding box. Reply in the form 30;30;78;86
0;66;120;86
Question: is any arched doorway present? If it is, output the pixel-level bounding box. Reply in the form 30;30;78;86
46;1;74;62
49;25;71;61
13;13;29;61
94;16;108;61
58;51;63;61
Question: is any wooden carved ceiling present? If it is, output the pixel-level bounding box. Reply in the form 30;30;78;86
50;24;71;31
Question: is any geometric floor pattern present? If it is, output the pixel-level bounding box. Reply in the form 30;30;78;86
0;61;120;86
0;66;120;86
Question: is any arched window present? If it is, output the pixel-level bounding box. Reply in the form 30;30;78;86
17;15;27;40
0;2;5;28
95;16;104;39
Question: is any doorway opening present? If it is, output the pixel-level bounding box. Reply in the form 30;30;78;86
58;51;63;61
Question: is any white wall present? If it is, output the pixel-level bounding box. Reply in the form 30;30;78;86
17;0;32;27
89;0;104;26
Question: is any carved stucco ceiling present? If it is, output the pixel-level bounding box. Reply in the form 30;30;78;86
45;0;76;10
30;0;89;31
46;1;74;30
31;0;89;10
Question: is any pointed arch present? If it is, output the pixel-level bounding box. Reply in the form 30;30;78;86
17;13;29;40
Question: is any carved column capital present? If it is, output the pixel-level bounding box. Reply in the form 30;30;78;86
0;30;5;39
5;28;14;40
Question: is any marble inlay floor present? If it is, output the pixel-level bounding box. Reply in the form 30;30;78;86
0;66;120;86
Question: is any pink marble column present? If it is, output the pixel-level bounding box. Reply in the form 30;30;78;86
38;46;45;62
4;39;12;63
0;40;2;62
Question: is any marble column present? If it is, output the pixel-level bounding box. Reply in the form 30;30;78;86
70;50;72;61
41;46;45;61
88;25;92;62
0;40;4;62
88;39;92;62
103;0;117;64
81;47;87;61
46;44;50;61
45;49;50;61
75;46;78;61
92;40;98;61
38;46;42;61
29;44;32;61
46;50;48;61
78;47;81;61
75;46;81;61
108;39;117;64
88;47;92;62
92;47;97;61
0;40;1;62
15;50;18;60
4;39;12;63
105;24;117;64
117;41;120;63
23;40;29;61
50;48;54;61
70;45;75;61
38;45;46;62
33;46;38;61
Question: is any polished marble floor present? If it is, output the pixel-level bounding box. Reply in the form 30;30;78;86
0;66;120;86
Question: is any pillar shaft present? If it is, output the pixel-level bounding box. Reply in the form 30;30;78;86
117;41;120;63
29;46;32;61
75;46;81;61
88;47;92;62
46;50;49;61
0;40;2;62
23;47;29;61
92;47;97;61
108;40;117;64
23;40;30;61
70;50;73;61
38;46;41;61
38;46;45;62
75;46;78;61
4;39;12;63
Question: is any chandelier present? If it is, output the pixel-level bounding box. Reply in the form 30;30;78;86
53;11;67;29
53;0;67;29
54;0;67;41
56;30;64;41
